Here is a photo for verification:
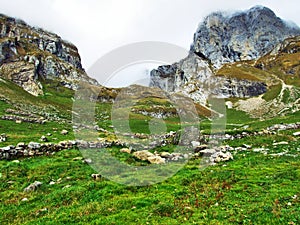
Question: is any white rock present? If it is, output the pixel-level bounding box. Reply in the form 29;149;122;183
91;174;102;180
293;131;300;136
83;158;92;164
191;141;200;148
200;149;216;155
273;141;289;146
211;152;233;163
253;148;265;152
61;130;68;135
225;101;233;109
62;185;71;189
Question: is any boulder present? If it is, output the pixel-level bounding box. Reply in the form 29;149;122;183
91;174;102;180
40;136;48;142
61;130;68;135
24;181;42;192
120;148;131;154
133;150;154;161
28;142;41;149
293;131;300;136
210;151;233;163
148;156;165;164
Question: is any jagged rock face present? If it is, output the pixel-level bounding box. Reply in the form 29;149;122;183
0;61;43;96
0;14;82;70
150;6;299;105
150;52;267;104
211;77;267;98
0;14;98;96
191;6;300;68
150;53;214;104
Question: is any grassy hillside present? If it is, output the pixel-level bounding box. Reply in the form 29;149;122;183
0;75;300;224
1;111;299;224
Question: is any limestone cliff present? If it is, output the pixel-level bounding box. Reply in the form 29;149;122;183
191;6;300;68
150;6;300;106
0;13;98;96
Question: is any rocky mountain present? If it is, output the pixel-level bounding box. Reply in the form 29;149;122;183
0;13;98;96
150;6;300;115
191;6;300;68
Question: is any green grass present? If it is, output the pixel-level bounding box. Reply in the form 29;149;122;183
262;83;282;101
0;119;74;147
0;139;299;224
1;76;300;224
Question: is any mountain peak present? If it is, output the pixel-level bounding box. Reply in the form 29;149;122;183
0;13;98;96
192;6;300;68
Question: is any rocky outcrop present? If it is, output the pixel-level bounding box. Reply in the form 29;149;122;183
191;6;300;68
0;13;98;96
150;6;300;105
150;53;267;104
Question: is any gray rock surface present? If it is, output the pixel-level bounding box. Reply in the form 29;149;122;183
191;6;300;68
24;181;42;192
150;6;300;104
0;13;98;96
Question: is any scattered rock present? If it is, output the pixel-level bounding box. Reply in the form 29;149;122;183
83;158;92;164
21;198;28;202
62;185;71;189
242;144;252;149
160;152;172;158
49;181;56;185
191;141;200;148
0;133;7;142
270;152;288;157
147;155;165;164
24;181;42;192
273;141;289;146
120;148;131;154
225;101;233;109
72;157;83;161
210;152;233;163
194;145;208;153
40;136;48;142
28;142;41;149
199;149;216;155
293;131;300;137
91;174;102;180
253;148;266;152
133;150;154;161
61;130;68;135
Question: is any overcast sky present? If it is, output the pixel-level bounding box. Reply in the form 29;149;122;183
1;0;300;85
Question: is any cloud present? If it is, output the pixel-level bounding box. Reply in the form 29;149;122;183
0;0;299;71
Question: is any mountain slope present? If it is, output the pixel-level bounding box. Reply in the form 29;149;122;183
150;6;300;117
191;6;300;68
0;13;98;96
